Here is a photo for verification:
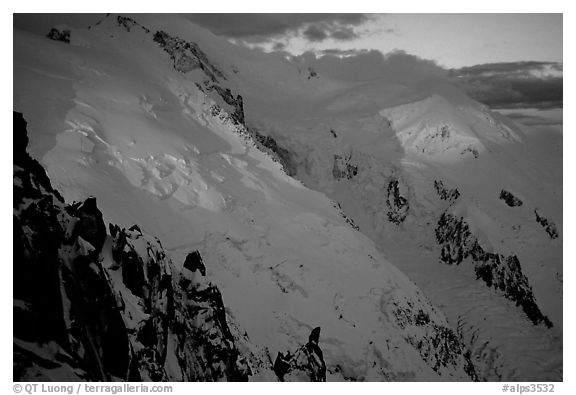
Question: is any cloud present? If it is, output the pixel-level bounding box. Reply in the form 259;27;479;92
316;48;370;57
14;13;105;35
302;23;362;42
330;27;359;41
453;61;562;77
291;49;446;82
14;13;374;46
449;62;563;109
303;25;328;42
502;110;563;126
185;13;371;43
272;42;286;51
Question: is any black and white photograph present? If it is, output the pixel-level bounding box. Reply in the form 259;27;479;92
9;4;567;388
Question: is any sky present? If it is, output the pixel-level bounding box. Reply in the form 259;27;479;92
13;13;563;111
182;14;562;69
13;13;562;68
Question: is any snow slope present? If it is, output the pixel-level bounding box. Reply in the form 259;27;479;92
13;15;483;381
225;50;563;381
123;14;565;381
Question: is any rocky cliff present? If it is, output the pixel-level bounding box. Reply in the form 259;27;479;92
13;111;254;381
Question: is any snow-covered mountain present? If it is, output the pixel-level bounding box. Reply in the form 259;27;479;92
13;14;561;381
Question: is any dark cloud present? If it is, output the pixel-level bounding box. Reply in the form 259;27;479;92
14;13;105;35
330;27;359;41
303;25;328;42
453;61;562;77
449;62;563;109
317;48;370;57
185;13;371;43
272;42;286;51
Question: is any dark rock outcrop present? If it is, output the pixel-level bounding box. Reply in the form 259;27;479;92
183;251;206;276
332;154;358;180
307;67;319;80
67;197;107;252
13;111;250;381
434;180;460;203
14;112;131;380
204;84;245;125
386;178;409;224
272;327;326;382
252;129;298;176
172;277;251;381
13;112;65;205
46;28;70;43
499;190;523;207
273;351;291;380
332;201;360;231
208;103;300;178
534;209;558;239
393;306;477;380
438;125;450;140
435;212;552;327
152;30;225;82
116;15;150;33
461;146;479;158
